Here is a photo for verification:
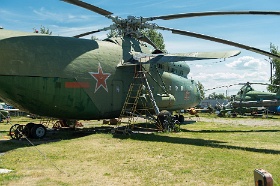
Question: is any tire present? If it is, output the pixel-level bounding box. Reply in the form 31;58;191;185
9;124;20;139
31;124;47;139
23;123;35;138
157;110;171;129
178;115;184;123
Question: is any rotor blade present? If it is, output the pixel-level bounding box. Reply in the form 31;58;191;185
73;26;114;38
130;50;240;64
74;30;101;38
62;0;113;16
138;35;158;49
146;11;280;21
156;26;280;60
248;82;280;87
205;83;240;91
170;50;241;59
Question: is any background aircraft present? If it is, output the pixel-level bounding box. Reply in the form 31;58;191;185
207;82;280;116
233;82;280;101
231;82;280;108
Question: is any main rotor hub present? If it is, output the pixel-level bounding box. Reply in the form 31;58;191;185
109;15;155;37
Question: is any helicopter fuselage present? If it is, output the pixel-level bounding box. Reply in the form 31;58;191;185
0;29;201;120
234;84;279;102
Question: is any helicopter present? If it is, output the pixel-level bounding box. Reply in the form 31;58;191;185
206;82;280;116
1;0;280;137
231;82;280;108
233;82;280;101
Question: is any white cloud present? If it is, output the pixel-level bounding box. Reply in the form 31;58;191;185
188;55;271;96
32;7;95;23
226;56;268;70
195;64;203;68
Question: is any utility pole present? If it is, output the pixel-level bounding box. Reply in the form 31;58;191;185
265;59;273;84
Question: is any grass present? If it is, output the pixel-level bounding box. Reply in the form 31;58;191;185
0;115;280;185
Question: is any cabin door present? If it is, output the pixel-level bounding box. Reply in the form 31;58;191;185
112;81;123;112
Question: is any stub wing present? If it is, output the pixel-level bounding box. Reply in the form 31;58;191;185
131;50;240;63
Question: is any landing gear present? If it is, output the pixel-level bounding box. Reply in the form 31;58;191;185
9;123;47;140
172;113;185;123
23;123;35;138
9;124;23;140
178;115;184;123
31;124;47;139
157;110;180;132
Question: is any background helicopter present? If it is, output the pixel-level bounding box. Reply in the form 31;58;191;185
233;82;280;101
206;82;280;116
1;0;280;137
231;82;280;109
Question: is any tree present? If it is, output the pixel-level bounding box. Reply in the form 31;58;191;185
106;29;166;52
106;29;119;38
197;81;205;99
33;26;52;35
207;92;226;99
267;43;280;93
91;36;99;40
141;29;165;52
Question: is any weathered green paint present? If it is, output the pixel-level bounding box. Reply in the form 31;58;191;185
234;83;280;101
0;29;202;119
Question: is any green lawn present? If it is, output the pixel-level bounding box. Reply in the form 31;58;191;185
0;115;280;185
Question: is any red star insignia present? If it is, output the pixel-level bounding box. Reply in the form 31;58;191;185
89;64;111;93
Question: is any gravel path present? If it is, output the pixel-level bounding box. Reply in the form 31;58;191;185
198;116;280;126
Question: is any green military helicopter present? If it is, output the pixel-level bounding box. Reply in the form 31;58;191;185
207;82;280;116
231;82;280;108
234;82;279;101
1;0;280;137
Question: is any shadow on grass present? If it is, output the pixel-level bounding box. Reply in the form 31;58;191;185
2;125;280;155
0;126;114;153
180;128;280;133
113;133;280;154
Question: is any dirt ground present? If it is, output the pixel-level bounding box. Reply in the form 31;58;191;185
120;114;280;128
197;116;280;126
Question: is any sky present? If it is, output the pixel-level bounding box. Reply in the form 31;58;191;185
1;0;280;97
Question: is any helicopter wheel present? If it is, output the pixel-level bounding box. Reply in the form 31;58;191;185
178;115;184;123
31;124;47;139
157;110;171;130
23;123;35;138
9;124;19;139
9;124;24;140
